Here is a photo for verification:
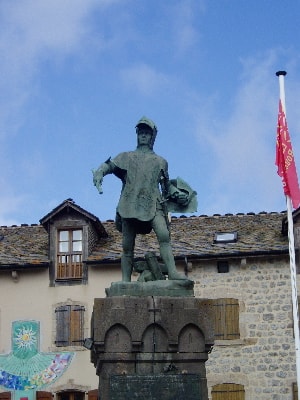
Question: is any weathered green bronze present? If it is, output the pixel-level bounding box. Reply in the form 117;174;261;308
93;117;197;282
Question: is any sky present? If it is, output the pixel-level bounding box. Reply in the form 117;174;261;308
1;0;300;226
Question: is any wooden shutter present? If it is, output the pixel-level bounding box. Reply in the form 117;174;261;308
56;305;84;346
293;383;298;400
87;390;98;400
56;305;70;346
212;383;245;400
70;305;85;345
0;393;11;400
36;392;52;400
213;299;239;340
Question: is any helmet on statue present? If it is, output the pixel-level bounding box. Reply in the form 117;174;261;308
135;116;157;149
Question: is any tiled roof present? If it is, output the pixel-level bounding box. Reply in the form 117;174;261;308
0;212;289;269
87;212;289;263
0;225;49;268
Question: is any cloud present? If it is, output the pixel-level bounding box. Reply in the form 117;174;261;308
0;0;122;136
120;63;171;96
0;0;120;225
194;51;298;214
168;0;205;55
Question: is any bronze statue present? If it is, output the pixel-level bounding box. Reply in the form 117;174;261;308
93;117;195;282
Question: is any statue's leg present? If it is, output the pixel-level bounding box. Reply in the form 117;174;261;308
121;219;136;282
152;214;186;280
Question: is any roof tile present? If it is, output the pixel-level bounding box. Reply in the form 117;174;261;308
0;212;289;268
0;225;49;267
89;212;288;263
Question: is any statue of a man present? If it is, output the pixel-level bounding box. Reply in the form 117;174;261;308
93;117;189;282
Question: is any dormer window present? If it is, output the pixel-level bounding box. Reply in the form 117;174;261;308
57;229;83;280
40;199;108;286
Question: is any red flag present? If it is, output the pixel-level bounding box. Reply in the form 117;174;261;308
276;100;300;208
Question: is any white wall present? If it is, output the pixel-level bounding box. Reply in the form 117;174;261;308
0;264;122;392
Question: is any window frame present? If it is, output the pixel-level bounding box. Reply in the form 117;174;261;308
56;228;83;281
55;304;85;348
214;232;238;244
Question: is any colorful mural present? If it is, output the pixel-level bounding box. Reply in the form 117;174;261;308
0;321;74;391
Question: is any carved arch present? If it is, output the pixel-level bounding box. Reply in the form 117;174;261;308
142;323;168;352
104;323;132;352
178;323;205;352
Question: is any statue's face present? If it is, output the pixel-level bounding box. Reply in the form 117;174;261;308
137;126;153;147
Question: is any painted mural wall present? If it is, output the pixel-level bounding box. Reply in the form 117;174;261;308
0;321;73;400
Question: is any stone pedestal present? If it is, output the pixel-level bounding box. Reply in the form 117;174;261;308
90;295;214;400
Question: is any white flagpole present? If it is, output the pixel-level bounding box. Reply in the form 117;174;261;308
276;70;300;398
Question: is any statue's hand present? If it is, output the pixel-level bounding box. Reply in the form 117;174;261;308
95;180;103;194
172;190;189;206
92;169;104;194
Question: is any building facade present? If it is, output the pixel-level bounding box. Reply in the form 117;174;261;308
0;198;299;400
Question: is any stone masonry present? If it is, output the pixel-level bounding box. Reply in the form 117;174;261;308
192;255;296;400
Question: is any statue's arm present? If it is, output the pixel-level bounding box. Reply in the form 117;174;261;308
92;158;115;194
162;163;189;206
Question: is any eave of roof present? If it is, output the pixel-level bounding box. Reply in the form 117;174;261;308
0;262;50;271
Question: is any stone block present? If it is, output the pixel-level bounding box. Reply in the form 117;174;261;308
90;296;214;399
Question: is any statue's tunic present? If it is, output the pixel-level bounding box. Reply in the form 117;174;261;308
111;150;168;222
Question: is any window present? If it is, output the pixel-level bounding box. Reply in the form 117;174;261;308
55;304;85;347
57;391;85;400
217;261;229;273
36;392;52;400
0;393;11;400
212;383;245;400
57;229;83;280
87;390;98;400
214;232;238;243
213;298;240;340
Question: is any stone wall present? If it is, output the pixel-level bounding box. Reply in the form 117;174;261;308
191;255;296;400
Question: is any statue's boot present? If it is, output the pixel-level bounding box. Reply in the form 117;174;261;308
121;253;133;282
168;268;187;280
159;243;186;280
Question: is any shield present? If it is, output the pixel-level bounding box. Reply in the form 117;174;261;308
167;177;198;214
